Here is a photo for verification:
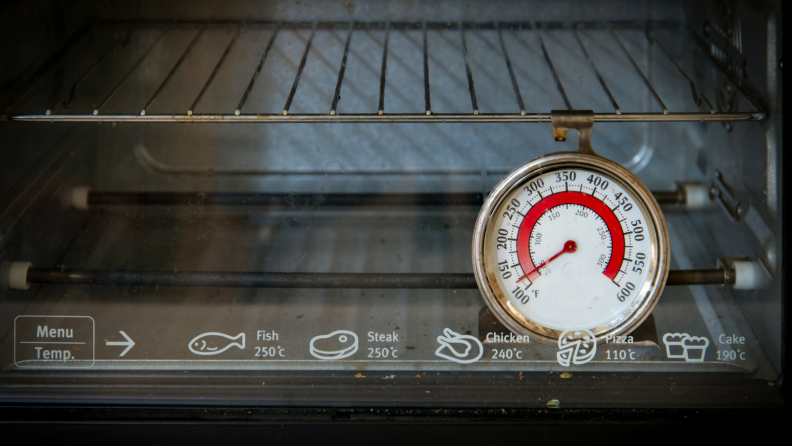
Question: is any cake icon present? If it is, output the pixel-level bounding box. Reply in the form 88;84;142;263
662;333;710;362
662;333;689;359
682;336;709;362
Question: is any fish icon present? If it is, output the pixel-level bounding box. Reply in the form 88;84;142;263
188;332;245;356
309;330;358;360
435;328;483;364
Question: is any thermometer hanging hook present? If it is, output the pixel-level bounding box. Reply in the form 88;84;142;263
551;110;596;156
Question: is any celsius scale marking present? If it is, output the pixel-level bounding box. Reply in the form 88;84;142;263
472;111;670;345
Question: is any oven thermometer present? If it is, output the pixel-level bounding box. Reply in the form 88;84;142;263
472;152;670;345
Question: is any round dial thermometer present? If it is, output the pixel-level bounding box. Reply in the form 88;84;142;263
472;153;670;344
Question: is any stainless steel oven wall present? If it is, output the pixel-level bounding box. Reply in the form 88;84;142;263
679;0;783;372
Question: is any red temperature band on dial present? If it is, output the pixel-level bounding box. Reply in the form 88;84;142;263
516;191;625;282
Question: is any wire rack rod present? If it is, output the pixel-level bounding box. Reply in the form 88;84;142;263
422;21;431;115
377;22;391;115
685;27;767;113
47;31;132;113
496;22;526;115
330;22;355;115
460;23;479;114
188;29;240;115
610;25;668;114
94;31;168;114
574;27;621;114
6;20;766;123
236;26;280;115
529;22;572;110
1;25;95;113
283;22;317;115
648;28;714;112
142;29;205;115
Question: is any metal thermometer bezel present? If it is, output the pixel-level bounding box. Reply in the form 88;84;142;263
472;152;670;346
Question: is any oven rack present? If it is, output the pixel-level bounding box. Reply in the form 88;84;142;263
3;20;765;123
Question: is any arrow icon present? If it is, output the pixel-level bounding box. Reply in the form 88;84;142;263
106;331;135;357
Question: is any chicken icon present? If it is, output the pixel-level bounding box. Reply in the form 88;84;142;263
188;332;245;356
434;328;483;364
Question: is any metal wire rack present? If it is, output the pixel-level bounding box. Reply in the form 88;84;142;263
3;20;765;123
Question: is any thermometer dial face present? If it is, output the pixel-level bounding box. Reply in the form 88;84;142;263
473;153;670;344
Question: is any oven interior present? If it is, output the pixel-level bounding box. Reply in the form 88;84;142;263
0;0;783;406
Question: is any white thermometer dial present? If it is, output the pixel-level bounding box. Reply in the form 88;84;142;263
473;154;669;344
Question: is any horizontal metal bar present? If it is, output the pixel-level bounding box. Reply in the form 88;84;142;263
84;190;685;207
87;192;485;207
26;268;734;288
28;269;475;289
9;112;763;123
95;20;680;32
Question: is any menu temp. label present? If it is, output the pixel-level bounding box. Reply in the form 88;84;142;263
14;316;95;368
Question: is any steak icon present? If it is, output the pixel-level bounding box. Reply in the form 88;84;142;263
309;330;359;360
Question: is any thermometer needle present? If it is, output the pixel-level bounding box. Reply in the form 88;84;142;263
516;240;577;283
